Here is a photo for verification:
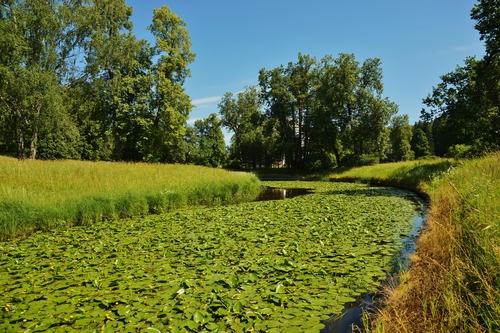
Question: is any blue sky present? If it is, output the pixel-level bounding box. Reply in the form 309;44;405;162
126;0;484;129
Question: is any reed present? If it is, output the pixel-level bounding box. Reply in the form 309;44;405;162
0;156;261;239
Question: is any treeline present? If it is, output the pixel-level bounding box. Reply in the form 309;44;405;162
216;52;469;170
219;53;401;170
220;0;500;169
1;1;498;170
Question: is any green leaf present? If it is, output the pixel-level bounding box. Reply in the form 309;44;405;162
233;301;243;313
193;310;205;324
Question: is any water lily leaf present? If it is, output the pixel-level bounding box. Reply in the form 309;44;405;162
193;310;205;323
232;301;243;313
205;322;219;330
275;283;285;294
187;320;198;330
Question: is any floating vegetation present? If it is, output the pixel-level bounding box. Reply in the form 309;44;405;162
0;181;418;332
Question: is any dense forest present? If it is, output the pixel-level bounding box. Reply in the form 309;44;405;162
1;0;499;170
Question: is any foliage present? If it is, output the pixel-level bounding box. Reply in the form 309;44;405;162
193;113;227;168
0;0;68;159
0;1;195;163
411;128;432;159
389;114;414;162
252;53;397;170
444;144;474;159
0;181;419;332
219;87;278;169
0;156;260;239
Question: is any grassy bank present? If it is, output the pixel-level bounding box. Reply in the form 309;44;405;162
0;156;261;240
330;154;500;332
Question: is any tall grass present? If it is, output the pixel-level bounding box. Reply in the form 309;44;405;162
330;158;459;192
331;154;500;332
0;156;261;239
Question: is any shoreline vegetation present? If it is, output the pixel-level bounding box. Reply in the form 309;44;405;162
1;153;498;332
330;153;500;332
0;156;261;240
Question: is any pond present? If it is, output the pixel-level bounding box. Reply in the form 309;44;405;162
0;181;425;333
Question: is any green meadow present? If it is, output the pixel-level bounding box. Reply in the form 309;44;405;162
0;156;261;240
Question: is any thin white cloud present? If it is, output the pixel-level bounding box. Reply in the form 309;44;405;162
191;96;223;108
186;117;202;125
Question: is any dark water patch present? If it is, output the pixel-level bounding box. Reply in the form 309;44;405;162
321;195;427;332
256;187;314;201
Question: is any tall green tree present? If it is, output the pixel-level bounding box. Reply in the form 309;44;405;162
73;0;151;161
0;0;73;159
193;113;227;168
143;5;196;163
219;86;278;168
315;53;397;166
259;54;317;169
389;114;414;161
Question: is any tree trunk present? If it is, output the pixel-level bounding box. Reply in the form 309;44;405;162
333;146;341;168
29;103;42;159
29;128;38;159
14;108;25;159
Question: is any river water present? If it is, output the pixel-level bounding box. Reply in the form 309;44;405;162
257;186;427;333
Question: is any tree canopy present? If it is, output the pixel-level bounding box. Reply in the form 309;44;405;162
218;53;398;169
0;0;195;163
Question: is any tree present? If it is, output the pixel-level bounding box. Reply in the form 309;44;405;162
144;5;196;163
422;57;499;152
0;1;196;162
219;86;277;168
259;54;317;169
314;53;397;166
73;0;153;161
471;0;500;62
421;1;500;154
193;113;227;167
0;0;73;159
389;115;414;161
411;126;432;158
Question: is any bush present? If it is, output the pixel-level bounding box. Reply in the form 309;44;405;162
445;144;473;159
341;154;380;167
305;151;337;171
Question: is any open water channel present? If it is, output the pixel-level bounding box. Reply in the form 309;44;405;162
257;185;427;333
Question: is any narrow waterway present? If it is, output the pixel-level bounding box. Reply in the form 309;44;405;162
320;195;427;333
256;185;427;333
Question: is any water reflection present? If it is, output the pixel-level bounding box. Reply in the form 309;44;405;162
256;187;314;201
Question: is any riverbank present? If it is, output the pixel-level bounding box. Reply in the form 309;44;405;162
330;154;500;332
0;156;261;240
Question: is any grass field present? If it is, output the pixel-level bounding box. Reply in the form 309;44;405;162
330;154;500;332
0;156;261;240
